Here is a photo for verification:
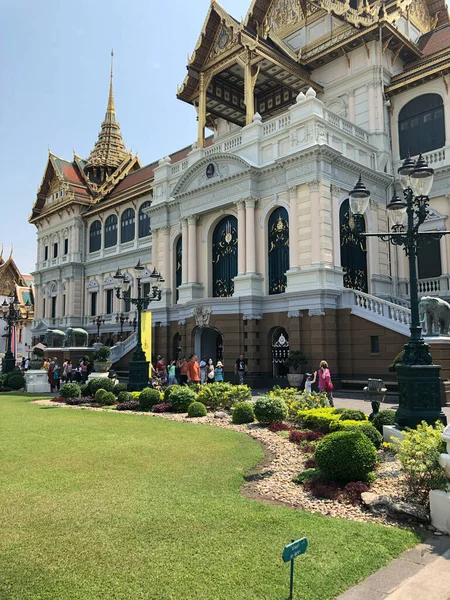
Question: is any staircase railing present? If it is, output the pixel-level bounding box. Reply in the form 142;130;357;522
341;289;411;334
110;332;137;364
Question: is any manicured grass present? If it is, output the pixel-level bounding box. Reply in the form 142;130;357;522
0;395;419;600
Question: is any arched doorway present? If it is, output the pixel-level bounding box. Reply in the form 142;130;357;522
271;328;289;378
340;199;368;292
194;327;224;364
212;215;238;297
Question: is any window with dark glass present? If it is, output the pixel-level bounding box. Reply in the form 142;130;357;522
53;243;58;258
51;296;57;318
143;282;150;298
62;295;66;316
106;289;113;314
123;297;131;312
138;201;152;238
340;199;368;292
64;239;68;255
212;216;238;297
90;292;97;317
104;215;118;248
176;236;182;302
268;207;289;295
42;298;46;318
370;336;380;354
121;208;136;243
398;94;445;159
44;246;48;261
418;236;442;279
89;220;102;252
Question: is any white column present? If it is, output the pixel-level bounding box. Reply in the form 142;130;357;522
188;216;197;283
330;185;342;268
181;219;188;284
245;198;256;273
348;91;355;123
368;84;376;131
308;180;321;264
236;201;246;275
440;235;449;276
288;187;299;270
161;227;170;285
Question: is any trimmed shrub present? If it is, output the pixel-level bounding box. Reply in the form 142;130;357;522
95;389;108;403
98;391;116;406
339;409;366;422
113;383;127;397
152;402;173;413
187;401;207;418
80;383;90;397
196;382;233;409
89;377;115;396
372;409;396;433
130;391;140;400
164;384;179;403
170;386;196;412
226;385;252;406
116;400;140;411
139;388;162;412
254;396;288;425
117;391;131;404
296;408;340;433
292;468;322;485
315;431;378;483
329;420;383;449
232;402;255;425
0;374;8;387
60;383;81;399
344;481;370;505
331;408;346;414
7;373;25;390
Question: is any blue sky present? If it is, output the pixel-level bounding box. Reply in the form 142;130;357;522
0;0;247;274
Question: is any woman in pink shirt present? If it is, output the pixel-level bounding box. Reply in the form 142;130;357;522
318;360;334;407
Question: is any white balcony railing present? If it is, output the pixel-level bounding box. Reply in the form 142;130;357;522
394;145;449;173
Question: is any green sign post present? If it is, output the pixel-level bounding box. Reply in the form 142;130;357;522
282;538;308;600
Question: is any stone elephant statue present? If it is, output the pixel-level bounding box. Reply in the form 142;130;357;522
419;296;450;336
44;329;66;348
65;327;89;347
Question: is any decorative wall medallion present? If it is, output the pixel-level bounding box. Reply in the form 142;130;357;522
206;163;215;179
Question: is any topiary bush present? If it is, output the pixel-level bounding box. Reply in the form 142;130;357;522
139;387;162;412
372;409;396;432
116;400;140;411
329;420;383;449
164;384;179;403
98;391;116;406
338;409;366;421
117;391;131;404
60;383;81;399
296;408;340;432
253;396;288;424
187;401;207;418
80;383;90;397
89;377;115;396
113;383;127;397
7;372;25;390
315;430;378;483
232;402;255;424
95;389;108;404
169;386;196;412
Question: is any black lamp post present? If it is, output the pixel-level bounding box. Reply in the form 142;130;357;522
1;293;31;374
349;155;448;428
115;312;129;341
113;261;162;391
92;315;105;342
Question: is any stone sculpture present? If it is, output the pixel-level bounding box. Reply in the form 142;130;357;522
419;296;450;336
65;327;89;347
44;329;65;348
193;304;212;328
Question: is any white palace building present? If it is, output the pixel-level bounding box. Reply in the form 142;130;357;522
30;0;450;385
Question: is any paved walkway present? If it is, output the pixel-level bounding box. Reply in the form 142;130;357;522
336;534;450;599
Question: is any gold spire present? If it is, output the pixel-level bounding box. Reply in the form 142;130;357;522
85;50;128;173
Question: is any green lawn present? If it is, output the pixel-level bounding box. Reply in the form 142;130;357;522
0;395;419;600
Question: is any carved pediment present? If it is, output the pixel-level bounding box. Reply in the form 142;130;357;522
206;22;239;63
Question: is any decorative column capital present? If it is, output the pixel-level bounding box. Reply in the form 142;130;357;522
287;186;298;200
187;215;199;226
181;218;188;227
308;308;325;317
330;184;346;199
244;197;259;208
307;179;320;193
160;225;171;234
288;310;303;318
235;199;246;210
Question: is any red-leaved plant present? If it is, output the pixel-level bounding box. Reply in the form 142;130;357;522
343;481;370;505
152;402;173;413
268;422;293;433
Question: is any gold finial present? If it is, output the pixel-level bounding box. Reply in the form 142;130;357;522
0;243;3;263
9;244;13;260
107;49;115;113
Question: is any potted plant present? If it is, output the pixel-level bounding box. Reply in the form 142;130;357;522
284;350;308;388
92;346;112;373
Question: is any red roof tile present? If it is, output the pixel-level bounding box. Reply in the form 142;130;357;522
418;24;450;55
61;163;85;185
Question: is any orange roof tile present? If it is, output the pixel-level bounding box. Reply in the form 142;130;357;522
418;23;450;55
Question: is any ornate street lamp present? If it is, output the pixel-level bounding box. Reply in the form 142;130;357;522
114;261;162;391
1;293;31;374
92;315;105;342
349;157;448;428
115;312;129;341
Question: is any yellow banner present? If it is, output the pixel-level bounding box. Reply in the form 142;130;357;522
141;311;152;378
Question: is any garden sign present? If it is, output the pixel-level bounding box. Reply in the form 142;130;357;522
282;537;308;599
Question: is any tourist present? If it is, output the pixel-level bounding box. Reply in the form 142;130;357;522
48;357;60;393
187;354;200;385
42;358;50;371
168;360;177;385
199;358;207;384
304;372;316;393
206;358;215;383
65;359;73;383
81;360;88;385
318;360;334;407
156;356;166;378
178;358;188;385
215;361;224;382
21;357;26;371
24;357;30;371
235;354;248;385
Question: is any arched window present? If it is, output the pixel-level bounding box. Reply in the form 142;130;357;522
340;199;368;292
104;215;118;248
138;201;151;238
89;220;101;253
268;207;289;295
399;94;445;159
121;208;136;243
212;216;238;297
418;237;441;280
175;236;182;302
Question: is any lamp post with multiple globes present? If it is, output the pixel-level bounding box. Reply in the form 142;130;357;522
1;293;31;374
92;315;105;342
349;154;448;428
113;261;163;391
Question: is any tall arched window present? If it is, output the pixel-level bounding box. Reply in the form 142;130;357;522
212;215;238;297
340;199;368;292
89;220;101;253
121;208;135;243
175;236;182;302
268;207;289;295
418;237;442;280
399;94;445;159
138;201;151;238
104;215;118;248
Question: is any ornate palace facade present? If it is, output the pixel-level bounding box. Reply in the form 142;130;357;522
31;0;450;383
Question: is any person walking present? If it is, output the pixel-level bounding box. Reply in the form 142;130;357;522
234;354;248;385
206;358;215;383
199;358;207;384
318;360;334;407
24;357;30;371
168;360;177;385
81;360;89;385
179;358;189;386
215;361;224;382
187;354;201;385
65;359;73;383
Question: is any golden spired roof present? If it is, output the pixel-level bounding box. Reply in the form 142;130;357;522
85;51;129;171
